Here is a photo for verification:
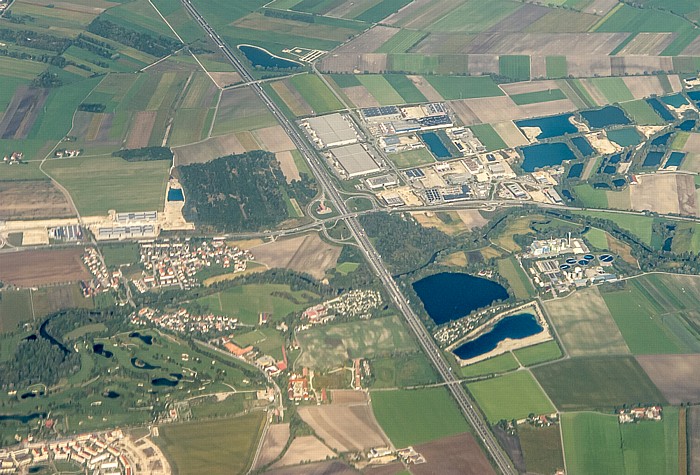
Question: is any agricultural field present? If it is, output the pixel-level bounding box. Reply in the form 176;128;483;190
513;341;562;367
100;243;141;269
411;432;496;475
0;181;74;221
295;314;415;369
369;352;438;388
0;290;33;333
159;413;265;475
0;249;89;288
562;409;679;475
518;424;564;475
497;256;536;300
469;124;507;151
251;233;341;280
44;155;170;216
288;74;344;114
426;75;503;100
533;356;666;411
387;148;435;168
467;371;555;423
457;352;519;378
621;99;665;125
371;387;470;448
212;86;278;136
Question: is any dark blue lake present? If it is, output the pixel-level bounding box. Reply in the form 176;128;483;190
413;272;509;325
677;120;696;131
687;90;700;101
643;151;664;167
238;44;301;69
646;98;675;121
421;132;451;158
567;163;584;179
152;378;179;387
131;357;159;370
603;165;616;174
651;132;672;147
612;178;626;187
515;114;577;140
453;313;543;360
580;106;630;129
167;188;184;201
129;332;153;345
520;142;575;172
661;94;687;108
665;151;685;168
571;136;595;157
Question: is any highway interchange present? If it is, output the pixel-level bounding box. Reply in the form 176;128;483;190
180;1;516;472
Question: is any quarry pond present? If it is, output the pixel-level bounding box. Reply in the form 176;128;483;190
412;272;509;325
453;312;543;360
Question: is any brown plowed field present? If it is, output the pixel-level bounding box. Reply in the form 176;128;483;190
566;55;612;77
0;87;49;140
125;111;157;149
319;53;388;74
637;355;700;404
334;26;399;54
0;180;74;220
0;248;89;287
343;85;381;108
251;234;340;280
254;423;289;470
463;33;626;55
690;407;700;475
254;125;296;153
173;133;245;166
272;436;335;468
411;432;495;475
622;76;665;99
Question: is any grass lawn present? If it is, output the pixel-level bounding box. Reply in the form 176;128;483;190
233;327;284;360
44;156;169;216
583;227;610;250
546;56;568;78
388;148;434;168
533;356;666;411
193;284;318;325
0;290;33;333
426;75;503;100
336;262;360;275
289;74;344;113
513;341;562;367
457;352;519;378
0;161;48;181
571;210;654;245
100;243;140;268
499;55;530;81
497;256;536;300
369;352;438;388
371;387;470;448
467;371;555;422
469;124;507;152
573;184;609;208
621;99;665;125
159;412;265;475
519;424;564;475
510;89;566;105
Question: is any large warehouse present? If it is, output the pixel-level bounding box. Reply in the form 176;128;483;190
330;144;381;178
303;113;358;148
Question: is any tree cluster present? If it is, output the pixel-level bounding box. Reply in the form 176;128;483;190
0;337;79;388
78;103;106;113
113;146;173;162
87;17;181;57
31;70;62;88
0;28;71;53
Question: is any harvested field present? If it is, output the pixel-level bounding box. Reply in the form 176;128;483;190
681;35;700;55
30;283;92;317
636;355;700;404
276;151;300;183
617;32;675;55
630;173;697;216
622;76;666;99
669;74;683;92
271;80;312;117
530;55;547;79
297;399;390;452
272;436;335;468
362;462;404;475
493;121;529;147
691;407;700;475
543;286;629;356
0;87;49;140
449;100;480;126
208;72;241;88
254;125;295;153
406;75;443;102
466;54;499;75
319;53;388;74
264;460;356;475
0;180;74;220
342;85;381;108
456;210;488;229
253;423;289;470
486;4;549;34
334;26;399;54
411;433;495;475
580;79;607;106
463;33;627;55
584;0;618;15
125;111;157;149
251;234;340;280
173;133;245;166
519;98;577;117
455;96;523;124
412;33;473;54
330;390;368;405
681;133;700;153
501;80;561;96
388;0;462;30
566;55;612;77
0;248;89;287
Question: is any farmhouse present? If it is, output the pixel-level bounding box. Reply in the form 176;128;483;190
302;113;359;148
329;144;381;178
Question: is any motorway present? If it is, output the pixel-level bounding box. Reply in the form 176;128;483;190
180;1;516;473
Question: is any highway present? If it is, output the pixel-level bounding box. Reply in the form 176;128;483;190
181;1;515;473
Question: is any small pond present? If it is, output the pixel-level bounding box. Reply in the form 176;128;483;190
238;44;301;69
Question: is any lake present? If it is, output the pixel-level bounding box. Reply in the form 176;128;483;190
571;136;595;157
580;106;630;129
93;343;113;358
238;44;301;69
642;151;664;167
453;313;543;360
129;332;153;345
677;120;696;132
167;188;184;202
665;152;685;168
567;163;584;179
646;98;675;121
661;94;687;108
651;132;672;147
412;272;509;325
607;127;641;147
152;377;179;387
520;142;575;172
515;114;577;140
420;132;451;159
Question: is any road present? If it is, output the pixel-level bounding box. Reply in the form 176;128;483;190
180;2;515;473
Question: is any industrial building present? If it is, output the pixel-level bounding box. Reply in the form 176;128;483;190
330;144;381;178
302;113;358;148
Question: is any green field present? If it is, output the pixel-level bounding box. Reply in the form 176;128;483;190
499;55;530;82
533;357;666;411
371;387;470;448
571;210;654;245
519;424;565;475
510;89;567;105
621;100;665;125
497;256;536;300
100;243;140;268
0;291;33;333
426;75;504;100
590;77;634;103
44;156;170;216
376;29;427;53
357;75;405;105
388;148;434;168
193;284;318;325
573;184;609;208
355;0;412;23
369;352;438;388
457;352;519;378
233;327;284;360
583;227;609;250
384;74;428;103
427;0;520;33
469;124;507;152
546;56;568;78
329;74;361;88
467;371;555;422
562;409;679;475
159;413;265;475
289;74;344;113
0;162;48;181
513;341;562;367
